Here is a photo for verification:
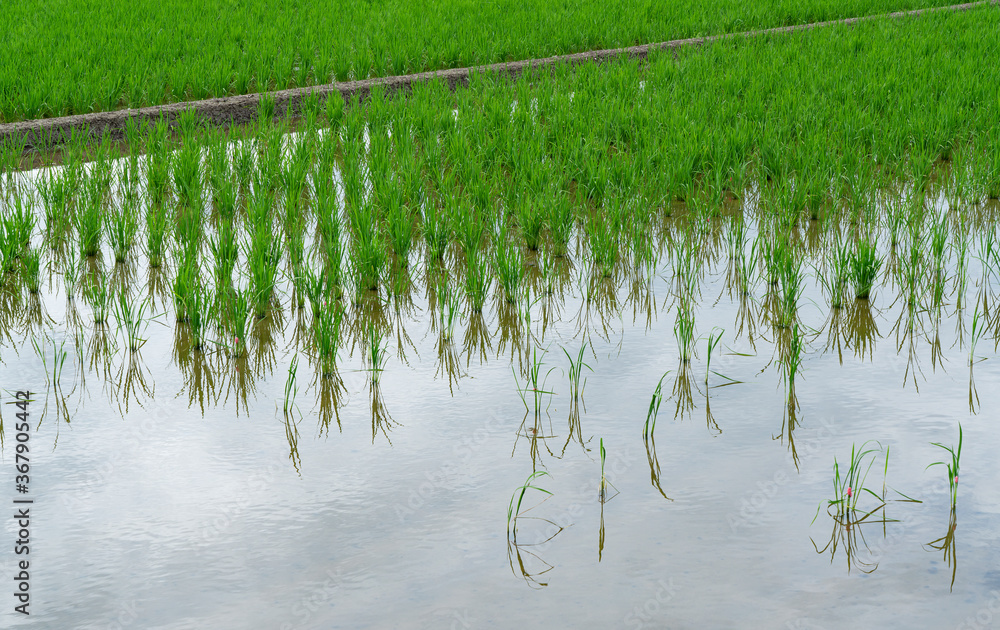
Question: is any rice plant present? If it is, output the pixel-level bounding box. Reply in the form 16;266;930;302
21;248;41;294
494;239;524;304
106;202;139;263
114;289;150;352
850;236;882;300
84;273;112;324
927;424;962;508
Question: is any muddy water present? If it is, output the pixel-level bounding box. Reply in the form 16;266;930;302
2;163;999;629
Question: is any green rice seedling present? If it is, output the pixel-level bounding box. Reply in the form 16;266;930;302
562;342;593;402
62;241;80;299
587;211;618;278
366;326;388;384
385;188;414;266
422;202;451;262
781;323;804;388
547;189;574;258
301;265;326;319
927;424;962;508
515;194;545;251
822;236;852;310
850;236;882;300
105;201;139;263
348;203;387;294
437;278;461;343
455;207;484;258
38;173;71;242
814;441;886;524
494;239;524;304
172;139;204;209
209;221;239;291
314;301;343;376
173;254;199;322
145;206;170;268
674;295;695;364
247;231;281;318
598;438;619;502
187;283;209;350
776;242;803;328
704;327;724;385
75;185;104;257
464;249;491;313
506;471;553;539
114;289;150;352
20;248;41;294
226;289;250;356
514;347;556;420
84;273;112;324
283;355;299;413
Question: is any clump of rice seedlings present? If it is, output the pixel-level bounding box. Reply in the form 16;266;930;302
562;342;592;402
927;424;962;508
106;200;139;263
366;326;388;384
172;254;199;322
674;295;695;364
775;241;803;328
587;211;618;278
314;301;343;377
74;181;104;257
494;238;524;304
62;242;80;299
437;278;461;343
38;172;72;243
84;273;112;324
814;441;914;526
928;212;949;308
422;202;451;262
455;206;484;258
172;138;204;209
781;323;804;388
464;249;491;313
145;206;170;268
225;289;250;356
850;236;882;300
515;194;545;251
300;265;326;319
348;202;387;294
548;189;574;257
187;283;210;350
114;289;149;352
21;248;41;294
209;221;239;292
385;187;414;266
247;230;281;318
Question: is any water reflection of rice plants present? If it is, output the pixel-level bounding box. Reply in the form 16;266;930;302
812;441;920;573
506;470;560;589
642;373;673;500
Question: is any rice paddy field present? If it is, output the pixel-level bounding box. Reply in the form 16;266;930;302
0;0;985;121
3;5;1000;629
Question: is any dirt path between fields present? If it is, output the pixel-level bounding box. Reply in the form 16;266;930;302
1;0;995;153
